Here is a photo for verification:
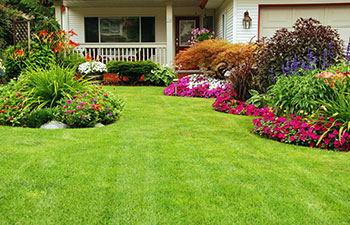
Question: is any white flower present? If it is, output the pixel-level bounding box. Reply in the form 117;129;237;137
78;61;107;75
188;74;229;90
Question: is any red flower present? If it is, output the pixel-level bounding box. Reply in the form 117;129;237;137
15;49;25;57
0;110;4;113
9;117;13;120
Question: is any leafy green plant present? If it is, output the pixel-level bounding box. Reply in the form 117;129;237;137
266;69;334;116
246;90;271;108
26;108;56;128
3;46;27;80
145;64;176;86
19;65;94;108
59;53;86;69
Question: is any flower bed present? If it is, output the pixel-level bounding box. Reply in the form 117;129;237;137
0;66;124;128
164;74;231;98
212;93;350;151
253;115;350;151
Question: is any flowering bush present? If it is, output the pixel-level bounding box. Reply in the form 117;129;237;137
3;29;79;80
188;28;215;46
256;18;344;92
164;74;231;98
0;81;31;126
253;115;350;151
55;87;124;128
78;61;107;75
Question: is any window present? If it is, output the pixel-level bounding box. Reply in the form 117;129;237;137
204;16;214;31
222;14;226;39
85;17;99;42
141;17;155;42
85;16;155;43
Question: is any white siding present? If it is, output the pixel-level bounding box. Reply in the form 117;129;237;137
234;0;350;44
67;7;166;43
215;0;233;42
235;0;258;43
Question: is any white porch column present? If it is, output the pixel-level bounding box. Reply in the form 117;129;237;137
53;0;63;27
166;1;174;65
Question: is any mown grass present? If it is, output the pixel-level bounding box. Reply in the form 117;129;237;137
0;86;349;224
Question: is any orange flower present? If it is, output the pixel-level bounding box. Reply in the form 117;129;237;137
84;53;93;62
58;30;68;36
68;40;79;48
39;30;48;36
15;49;25;57
68;29;78;36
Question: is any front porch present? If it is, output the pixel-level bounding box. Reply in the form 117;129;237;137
54;0;226;65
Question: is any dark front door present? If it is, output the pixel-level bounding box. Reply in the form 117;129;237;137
175;16;199;54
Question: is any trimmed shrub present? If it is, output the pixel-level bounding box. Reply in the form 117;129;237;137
175;39;250;78
106;60;158;84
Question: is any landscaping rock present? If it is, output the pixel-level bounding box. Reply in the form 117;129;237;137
94;123;105;128
40;121;68;129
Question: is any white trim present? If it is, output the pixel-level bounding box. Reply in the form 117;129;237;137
232;0;237;43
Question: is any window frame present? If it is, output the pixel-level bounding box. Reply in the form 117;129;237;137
84;16;157;43
222;13;226;39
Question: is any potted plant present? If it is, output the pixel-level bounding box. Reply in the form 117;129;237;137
78;61;107;80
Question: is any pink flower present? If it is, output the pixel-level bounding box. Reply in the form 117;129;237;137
66;110;71;114
80;102;85;106
63;105;67;108
82;115;87;119
76;106;81;109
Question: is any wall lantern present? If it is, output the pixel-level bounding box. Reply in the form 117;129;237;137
242;11;252;29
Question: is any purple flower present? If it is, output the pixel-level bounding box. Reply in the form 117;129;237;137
109;113;113;116
106;107;110;110
66;100;72;104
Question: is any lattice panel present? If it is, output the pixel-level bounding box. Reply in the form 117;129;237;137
13;20;30;47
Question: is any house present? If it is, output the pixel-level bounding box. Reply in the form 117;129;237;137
53;0;350;65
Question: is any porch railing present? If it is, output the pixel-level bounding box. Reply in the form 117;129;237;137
74;43;167;65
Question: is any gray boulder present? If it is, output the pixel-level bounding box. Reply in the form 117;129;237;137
40;120;68;129
94;123;105;128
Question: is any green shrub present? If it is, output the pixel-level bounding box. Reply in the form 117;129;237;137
106;60;158;83
26;108;55;128
256;18;344;92
145;64;176;86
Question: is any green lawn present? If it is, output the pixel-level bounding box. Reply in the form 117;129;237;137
0;86;349;224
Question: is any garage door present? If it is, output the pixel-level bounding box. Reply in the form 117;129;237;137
260;5;350;46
